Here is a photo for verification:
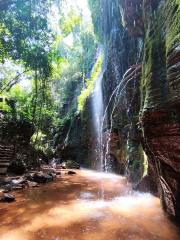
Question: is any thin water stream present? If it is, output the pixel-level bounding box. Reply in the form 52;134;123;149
0;169;179;240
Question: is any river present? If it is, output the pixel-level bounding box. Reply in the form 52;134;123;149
0;169;179;240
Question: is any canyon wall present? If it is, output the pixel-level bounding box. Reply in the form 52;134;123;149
140;0;180;221
116;0;180;221
55;0;180;222
55;0;144;181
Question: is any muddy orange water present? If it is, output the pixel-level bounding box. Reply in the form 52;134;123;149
0;169;180;240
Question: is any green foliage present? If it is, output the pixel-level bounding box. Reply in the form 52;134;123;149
119;5;127;28
128;159;141;172
61;108;77;126
78;55;103;111
0;0;54;70
0;0;98;157
52;10;97;126
59;9;82;36
0;99;12;113
87;0;102;41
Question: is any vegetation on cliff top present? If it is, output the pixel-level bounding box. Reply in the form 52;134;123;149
78;54;103;111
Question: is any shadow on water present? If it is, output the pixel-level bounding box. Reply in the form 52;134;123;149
0;169;180;240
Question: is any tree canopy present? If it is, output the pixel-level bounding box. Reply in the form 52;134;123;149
0;0;97;156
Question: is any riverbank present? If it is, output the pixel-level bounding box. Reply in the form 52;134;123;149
0;169;180;240
0;164;72;201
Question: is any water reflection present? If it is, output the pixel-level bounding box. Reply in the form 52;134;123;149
0;169;179;240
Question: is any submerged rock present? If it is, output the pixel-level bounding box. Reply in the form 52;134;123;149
68;171;76;175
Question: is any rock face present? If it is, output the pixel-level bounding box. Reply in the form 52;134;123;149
137;0;180;221
55;0;144;181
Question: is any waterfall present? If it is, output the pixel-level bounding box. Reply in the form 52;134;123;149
91;45;106;170
92;45;104;136
91;42;142;173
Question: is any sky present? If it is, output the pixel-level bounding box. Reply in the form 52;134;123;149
76;0;91;16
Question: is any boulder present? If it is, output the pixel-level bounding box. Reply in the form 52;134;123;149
47;172;56;178
33;173;53;183
133;175;159;196
42;173;53;182
27;181;38;188
3;184;12;191
24;173;34;181
3;177;12;184
12;177;25;185
1;193;15;202
63;160;80;169
33;173;47;183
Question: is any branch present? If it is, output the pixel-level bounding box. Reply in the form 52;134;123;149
130;62;142;69
120;64;142;86
0;69;30;93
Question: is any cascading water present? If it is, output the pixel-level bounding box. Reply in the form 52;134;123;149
99;63;142;173
92;45;104;136
91;45;106;170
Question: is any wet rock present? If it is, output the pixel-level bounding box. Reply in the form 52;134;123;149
128;170;142;183
33;173;53;183
0;189;6;194
27;181;38;188
33;173;47;183
11;184;23;190
3;177;12;184
63;160;80;169
12;177;25;185
56;164;66;169
40;164;56;173
3;184;12;192
68;171;76;175
43;174;53;182
133;175;159;196
0;192;4;198
1;193;15;202
24;173;34;181
47;172;56;178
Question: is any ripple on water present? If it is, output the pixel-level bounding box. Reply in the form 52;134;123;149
80;192;94;198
